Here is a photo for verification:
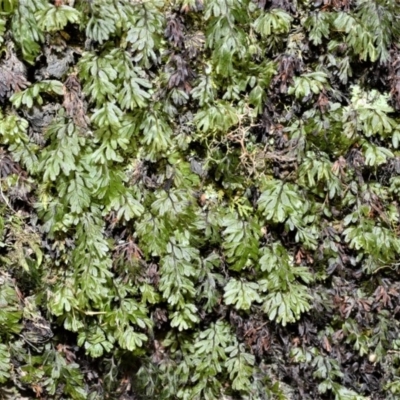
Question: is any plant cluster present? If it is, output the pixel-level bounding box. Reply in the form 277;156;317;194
0;0;400;399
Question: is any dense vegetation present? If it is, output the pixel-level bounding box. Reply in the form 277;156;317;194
1;0;400;398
